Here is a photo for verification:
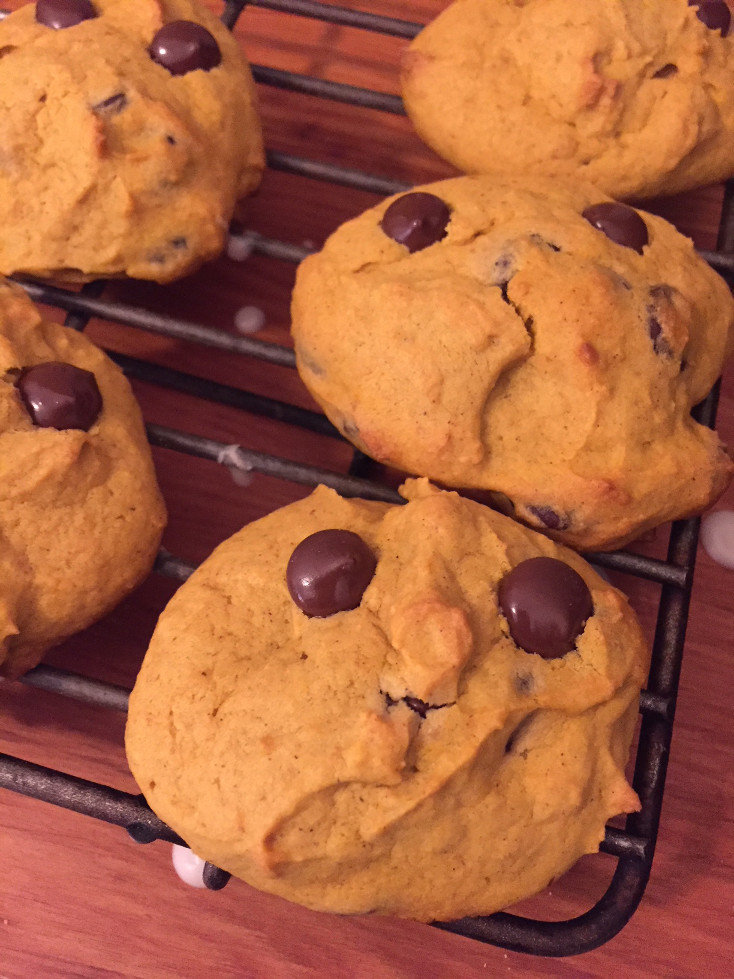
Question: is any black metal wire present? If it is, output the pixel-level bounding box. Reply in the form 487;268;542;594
1;0;732;956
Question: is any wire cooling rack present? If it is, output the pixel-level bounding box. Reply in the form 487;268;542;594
1;0;732;958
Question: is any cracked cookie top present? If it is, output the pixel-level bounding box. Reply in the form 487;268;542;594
0;279;166;678
402;0;734;201
125;479;648;921
0;0;264;282
291;174;734;551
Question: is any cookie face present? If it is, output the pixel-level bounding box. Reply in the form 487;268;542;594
125;480;648;921
402;0;734;200
0;0;264;282
291;174;734;552
0;280;166;678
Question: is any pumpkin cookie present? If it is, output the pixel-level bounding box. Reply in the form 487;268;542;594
126;479;648;922
0;0;264;282
0;279;166;678
402;0;734;200
291;175;734;551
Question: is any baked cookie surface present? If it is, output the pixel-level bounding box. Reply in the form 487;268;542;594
0;0;264;282
126;479;648;922
291;175;734;552
0;280;166;678
402;0;734;201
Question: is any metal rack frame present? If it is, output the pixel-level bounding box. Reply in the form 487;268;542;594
1;0;732;957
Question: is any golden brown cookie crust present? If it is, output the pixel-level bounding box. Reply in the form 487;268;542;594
0;0;264;282
402;0;734;200
126;480;648;921
0;280;166;678
291;174;734;552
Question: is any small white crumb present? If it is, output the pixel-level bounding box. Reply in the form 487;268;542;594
226;231;257;262
216;444;254;488
302;238;315;250
171;844;207;889
701;509;734;569
234;305;266;335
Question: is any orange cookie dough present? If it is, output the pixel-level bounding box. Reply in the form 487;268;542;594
0;0;264;282
126;479;648;922
402;0;734;201
0;279;166;678
291;175;734;551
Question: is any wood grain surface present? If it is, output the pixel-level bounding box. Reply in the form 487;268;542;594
1;2;733;976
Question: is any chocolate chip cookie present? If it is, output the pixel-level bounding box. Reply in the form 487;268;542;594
402;0;734;200
291;174;734;552
0;0;264;282
126;479;648;921
0;279;166;678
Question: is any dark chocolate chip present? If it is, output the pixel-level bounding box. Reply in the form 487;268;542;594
489;251;516;288
165;134;177;146
646;285;675;357
92;92;128;116
514;673;534;695
383;690;450;718
404;696;430;718
527;505;570;532
688;0;731;35
582;202;649;254
36;0;97;29
341;418;361;440
498;557;593;659
149;21;222;76
171;237;188;250
380;193;450;253
652;63;678;78
16;362;102;431
646;314;672;356
529;233;561;252
286;529;376;617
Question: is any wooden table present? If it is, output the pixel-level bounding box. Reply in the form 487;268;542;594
1;2;732;975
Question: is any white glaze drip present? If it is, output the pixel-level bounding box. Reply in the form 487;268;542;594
171;844;207;889
234;305;266;335
700;509;734;569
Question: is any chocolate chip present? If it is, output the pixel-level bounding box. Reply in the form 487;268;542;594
652;63;678;78
36;0;97;29
380;193;450;253
582;202;649;254
15;362;102;431
149;21;222;76
342;418;361;440
404;696;430;718
499;557;593;659
171;237;188;250
286;529;376;617
688;0;731;35
529;234;561;252
646;285;675;357
383;691;450;718
92;93;128;116
489;251;516;288
514;673;534;695
165;135;177;146
527;505;570;532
